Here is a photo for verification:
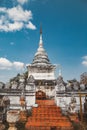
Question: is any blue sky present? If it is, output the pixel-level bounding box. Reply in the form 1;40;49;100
0;0;87;83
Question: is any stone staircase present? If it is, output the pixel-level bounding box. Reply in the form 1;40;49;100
25;100;73;130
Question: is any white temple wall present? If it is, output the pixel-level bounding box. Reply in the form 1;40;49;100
26;95;35;109
28;72;55;80
9;96;20;109
55;96;85;112
7;93;36;110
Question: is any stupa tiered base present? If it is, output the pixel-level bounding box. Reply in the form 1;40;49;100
25;100;73;130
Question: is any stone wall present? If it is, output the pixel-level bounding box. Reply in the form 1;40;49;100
55;94;85;113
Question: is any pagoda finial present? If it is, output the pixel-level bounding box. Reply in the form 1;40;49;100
39;24;43;47
40;23;42;34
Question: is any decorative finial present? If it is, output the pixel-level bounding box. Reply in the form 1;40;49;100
40;23;42;34
39;24;43;47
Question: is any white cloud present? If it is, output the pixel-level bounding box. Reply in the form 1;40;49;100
17;0;28;5
0;7;6;12
26;21;36;30
0;58;12;70
8;22;24;31
82;61;87;67
13;62;24;70
0;5;36;32
82;55;87;67
0;21;24;32
7;6;32;22
82;56;87;60
0;57;24;70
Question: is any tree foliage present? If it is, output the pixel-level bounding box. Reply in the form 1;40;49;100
80;72;87;85
10;71;28;83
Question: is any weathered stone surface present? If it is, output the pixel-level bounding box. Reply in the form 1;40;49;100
7;110;19;123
